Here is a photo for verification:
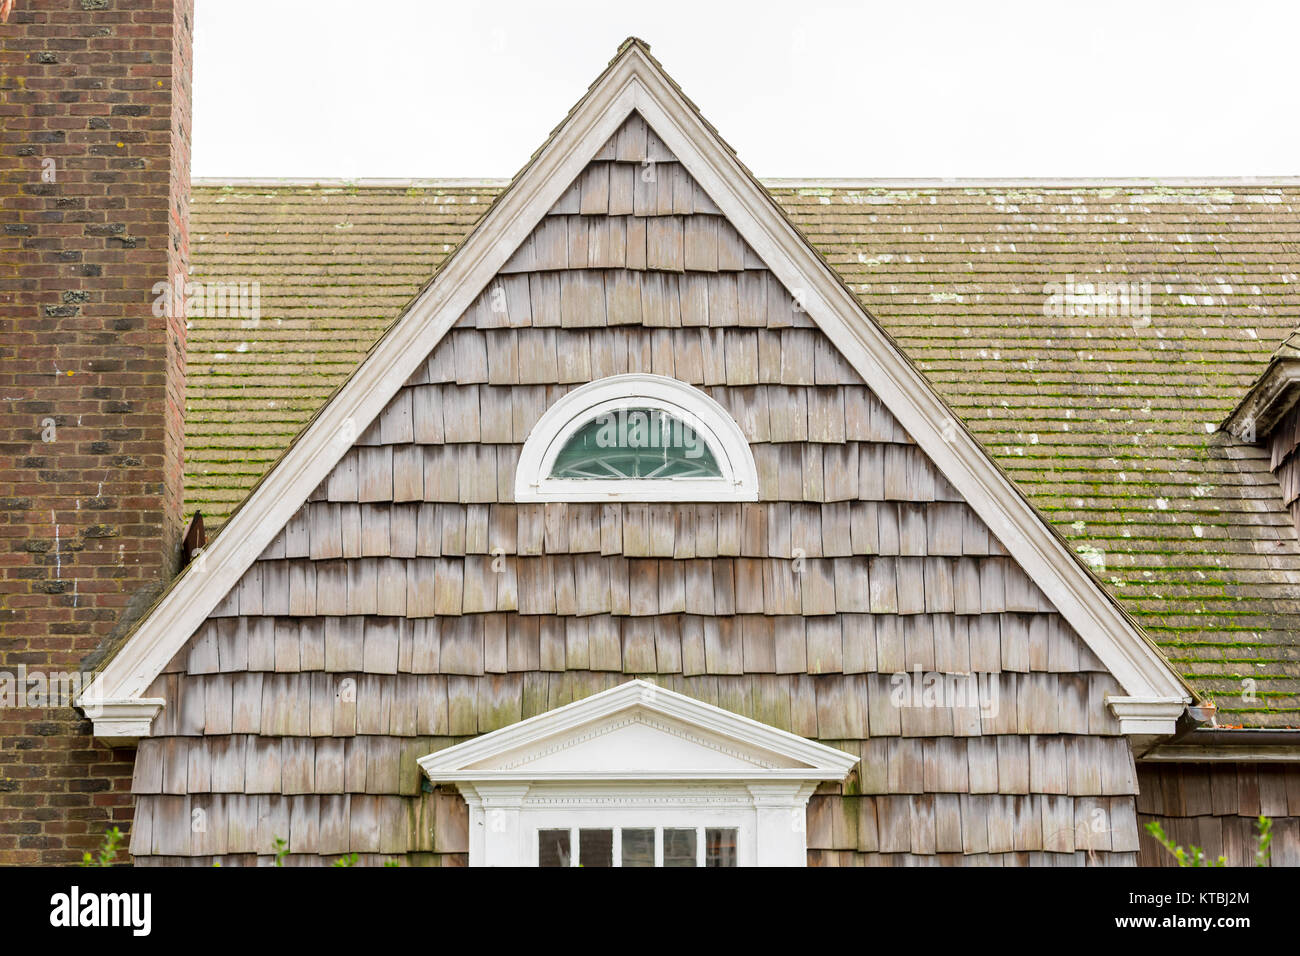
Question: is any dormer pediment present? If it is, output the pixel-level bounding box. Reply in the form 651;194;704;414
420;678;857;784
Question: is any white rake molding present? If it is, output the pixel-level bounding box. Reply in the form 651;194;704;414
78;40;1192;741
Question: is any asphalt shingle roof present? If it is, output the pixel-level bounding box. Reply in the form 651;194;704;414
186;179;1300;726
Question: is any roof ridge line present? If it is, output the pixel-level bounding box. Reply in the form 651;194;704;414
192;177;512;188
765;176;1300;188
191;175;1300;190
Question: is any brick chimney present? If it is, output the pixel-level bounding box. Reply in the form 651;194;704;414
0;0;193;863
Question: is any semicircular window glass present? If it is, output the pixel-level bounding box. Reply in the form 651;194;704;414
549;408;721;479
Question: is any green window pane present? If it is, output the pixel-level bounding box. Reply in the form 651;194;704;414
550;408;721;479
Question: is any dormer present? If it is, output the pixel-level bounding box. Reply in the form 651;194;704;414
1223;329;1300;532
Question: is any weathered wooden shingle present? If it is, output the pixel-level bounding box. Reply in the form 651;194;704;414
143;137;1232;866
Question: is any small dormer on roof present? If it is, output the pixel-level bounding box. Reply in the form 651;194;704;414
1223;327;1300;443
1223;327;1300;533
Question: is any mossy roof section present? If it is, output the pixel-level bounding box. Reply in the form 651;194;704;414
187;180;1300;726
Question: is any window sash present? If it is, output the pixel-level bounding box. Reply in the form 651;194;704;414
548;407;723;480
514;374;760;503
537;826;739;868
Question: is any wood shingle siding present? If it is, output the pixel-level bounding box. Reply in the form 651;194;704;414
1270;403;1300;534
141;114;1144;866
1136;764;1300;867
186;176;1300;727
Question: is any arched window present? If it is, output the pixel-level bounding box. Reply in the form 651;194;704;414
515;374;759;502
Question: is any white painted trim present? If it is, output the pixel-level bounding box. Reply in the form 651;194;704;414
514;374;759;502
82;40;1192;735
422;679;849;867
444;769;837;782
456;780;819;867
419;679;859;782
1106;696;1187;737
78;698;165;746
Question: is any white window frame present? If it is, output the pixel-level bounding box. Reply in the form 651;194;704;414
458;779;817;868
514;373;759;502
535;823;743;868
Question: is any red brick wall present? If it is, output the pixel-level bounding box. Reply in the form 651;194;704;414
0;0;192;864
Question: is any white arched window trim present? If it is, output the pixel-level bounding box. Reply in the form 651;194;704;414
515;374;759;502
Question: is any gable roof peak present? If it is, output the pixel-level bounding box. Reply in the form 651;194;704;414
617;36;651;56
78;35;1193;738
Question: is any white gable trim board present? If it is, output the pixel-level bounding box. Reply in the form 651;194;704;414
419;679;858;867
76;40;1192;743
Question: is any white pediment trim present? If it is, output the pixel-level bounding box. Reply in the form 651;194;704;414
490;713;787;772
79;38;1191;737
418;679;858;784
427;679;853;865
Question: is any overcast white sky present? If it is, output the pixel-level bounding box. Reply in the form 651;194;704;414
193;0;1299;179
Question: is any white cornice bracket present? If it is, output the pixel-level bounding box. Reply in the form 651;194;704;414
1106;695;1188;737
78;697;164;746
